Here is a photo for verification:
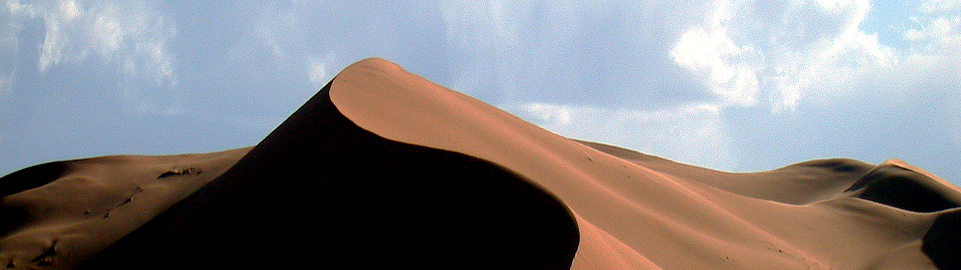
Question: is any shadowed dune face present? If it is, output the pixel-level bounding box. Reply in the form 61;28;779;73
924;210;961;269
78;81;580;269
0;162;68;200
0;162;68;237
845;163;961;213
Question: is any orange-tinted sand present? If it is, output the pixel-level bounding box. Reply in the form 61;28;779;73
2;58;959;269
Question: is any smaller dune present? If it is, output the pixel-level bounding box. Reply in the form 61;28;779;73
0;162;68;199
0;149;250;270
845;160;961;213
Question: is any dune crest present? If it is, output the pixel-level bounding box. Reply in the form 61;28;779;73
1;58;959;269
329;58;959;269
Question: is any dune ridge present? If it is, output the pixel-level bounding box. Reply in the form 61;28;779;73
1;58;959;269
329;58;959;269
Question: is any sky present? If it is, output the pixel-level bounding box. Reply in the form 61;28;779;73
1;0;959;185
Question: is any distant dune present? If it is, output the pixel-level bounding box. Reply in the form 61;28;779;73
2;58;959;269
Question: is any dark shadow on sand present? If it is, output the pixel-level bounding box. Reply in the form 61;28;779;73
923;210;961;269
846;165;960;213
78;80;580;269
0;162;67;199
0;162;68;236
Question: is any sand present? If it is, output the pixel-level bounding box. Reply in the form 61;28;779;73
2;58;959;269
1;149;250;269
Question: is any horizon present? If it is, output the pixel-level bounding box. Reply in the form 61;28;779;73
1;1;959;185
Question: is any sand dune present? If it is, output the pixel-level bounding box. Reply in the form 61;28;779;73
2;58;959;269
1;149;250;269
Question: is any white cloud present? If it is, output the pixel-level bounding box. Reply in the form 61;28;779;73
0;71;11;97
58;0;79;21
250;3;301;61
504;102;738;170
306;55;334;86
1;0;34;50
795;1;960;107
436;0;956;172
5;0;175;83
905;0;961;69
671;24;759;107
919;0;961;13
905;17;961;44
2;0;179;114
672;0;893;112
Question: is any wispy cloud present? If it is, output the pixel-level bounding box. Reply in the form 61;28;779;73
5;1;175;79
0;71;11;97
905;16;960;46
919;0;961;13
2;0;178;113
306;54;335;87
1;0;37;52
437;1;713;107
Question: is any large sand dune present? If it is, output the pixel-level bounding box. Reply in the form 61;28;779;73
2;58;959;269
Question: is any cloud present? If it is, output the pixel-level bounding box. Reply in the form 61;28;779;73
306;54;334;86
670;11;759;107
1;0;34;50
437;1;715;108
0;0;180;115
905;0;961;73
919;0;961;13
4;0;175;83
905;17;960;45
433;0;957;176
672;0;895;112
897;16;960;94
436;0;944;170
432;1;741;169
246;2;302;62
901;13;961;149
0;71;11;96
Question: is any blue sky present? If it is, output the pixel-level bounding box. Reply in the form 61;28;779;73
1;1;959;185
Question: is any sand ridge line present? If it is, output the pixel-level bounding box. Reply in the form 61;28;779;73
327;58;956;269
